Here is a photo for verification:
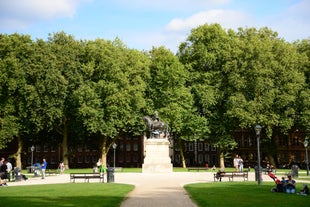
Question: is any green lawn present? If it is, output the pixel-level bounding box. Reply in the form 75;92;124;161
0;183;134;207
184;182;310;207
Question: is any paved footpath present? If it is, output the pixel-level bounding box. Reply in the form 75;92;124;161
7;172;273;207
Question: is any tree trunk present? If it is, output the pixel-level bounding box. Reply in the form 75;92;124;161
12;135;23;169
178;138;187;168
100;136;108;167
55;116;70;169
220;151;225;171
62;119;69;169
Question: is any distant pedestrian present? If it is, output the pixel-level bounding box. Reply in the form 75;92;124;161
6;160;12;181
41;158;47;179
238;156;244;172
0;159;7;180
58;161;65;174
233;155;239;172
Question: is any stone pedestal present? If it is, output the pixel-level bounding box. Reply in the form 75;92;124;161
142;138;173;173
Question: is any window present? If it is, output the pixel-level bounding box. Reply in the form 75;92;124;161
50;156;56;164
77;156;83;163
198;154;204;164
133;143;138;151
126;144;131;151
77;145;83;152
126;154;131;162
43;145;49;152
211;145;216;151
204;154;210;163
119;155;124;163
189;143;194;151
85;156;90;163
205;144;210;151
92;156;97;164
198;143;203;151
36;145;41;152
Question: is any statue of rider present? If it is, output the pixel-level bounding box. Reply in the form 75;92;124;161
153;111;160;122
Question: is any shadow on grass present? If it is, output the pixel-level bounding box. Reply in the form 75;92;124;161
0;183;134;207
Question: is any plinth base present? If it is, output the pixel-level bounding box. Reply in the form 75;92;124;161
142;138;172;173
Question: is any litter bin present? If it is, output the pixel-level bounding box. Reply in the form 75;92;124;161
254;166;262;182
291;164;299;178
14;167;22;181
107;167;115;183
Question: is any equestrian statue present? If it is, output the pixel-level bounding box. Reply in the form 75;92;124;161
143;111;169;139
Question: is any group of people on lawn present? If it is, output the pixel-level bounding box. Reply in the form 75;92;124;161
233;155;244;172
279;174;309;195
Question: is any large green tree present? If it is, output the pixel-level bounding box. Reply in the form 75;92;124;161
147;46;208;168
74;38;150;165
178;24;238;169
0;34;68;168
45;32;84;169
295;38;310;133
225;28;306;165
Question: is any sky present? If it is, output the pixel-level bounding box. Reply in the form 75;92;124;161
0;0;309;53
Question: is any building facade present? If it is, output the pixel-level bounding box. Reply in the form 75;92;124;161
1;129;308;170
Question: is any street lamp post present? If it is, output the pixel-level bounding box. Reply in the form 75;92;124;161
31;145;35;166
255;125;262;185
112;143;117;169
304;139;309;176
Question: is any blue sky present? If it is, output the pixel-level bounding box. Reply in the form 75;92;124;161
0;0;309;53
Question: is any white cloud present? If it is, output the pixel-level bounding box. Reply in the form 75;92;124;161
165;9;250;32
0;0;90;29
257;0;310;41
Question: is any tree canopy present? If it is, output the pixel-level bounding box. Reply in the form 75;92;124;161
0;25;309;168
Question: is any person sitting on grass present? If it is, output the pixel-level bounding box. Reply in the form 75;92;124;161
285;174;296;194
298;184;309;195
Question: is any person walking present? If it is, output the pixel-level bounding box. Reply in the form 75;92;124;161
6;160;12;181
233;155;239;172
41;158;47;179
238;156;244;172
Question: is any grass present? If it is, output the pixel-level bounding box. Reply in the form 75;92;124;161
4;169;310;207
184;182;310;207
0;183;134;207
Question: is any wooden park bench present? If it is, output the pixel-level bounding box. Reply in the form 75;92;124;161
187;167;207;172
70;173;104;183
214;171;248;182
213;171;233;181
231;171;248;181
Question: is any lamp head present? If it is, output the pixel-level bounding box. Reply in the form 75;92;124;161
112;143;117;149
254;125;262;136
304;139;309;148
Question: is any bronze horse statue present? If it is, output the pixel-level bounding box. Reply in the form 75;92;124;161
143;116;169;138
